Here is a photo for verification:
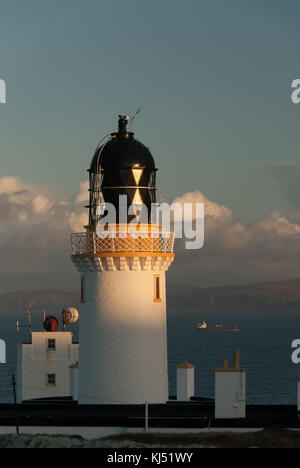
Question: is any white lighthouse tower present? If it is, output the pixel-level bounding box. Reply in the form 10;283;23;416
71;116;175;404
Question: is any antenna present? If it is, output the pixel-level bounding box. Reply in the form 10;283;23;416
16;306;33;341
27;306;32;335
128;108;141;131
11;375;19;436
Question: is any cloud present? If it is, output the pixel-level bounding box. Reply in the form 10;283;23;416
172;191;232;223
0;179;299;291
68;211;89;232
31;195;53;215
75;181;89;204
0;177;88;290
170;193;300;287
0;176;23;194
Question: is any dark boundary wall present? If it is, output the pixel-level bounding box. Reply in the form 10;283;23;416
0;402;299;429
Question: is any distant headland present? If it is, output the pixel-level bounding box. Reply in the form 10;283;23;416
1;278;300;312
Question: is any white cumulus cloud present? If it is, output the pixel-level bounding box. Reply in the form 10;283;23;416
0;180;299;290
32;195;54;215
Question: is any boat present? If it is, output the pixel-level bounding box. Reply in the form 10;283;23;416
197;321;240;332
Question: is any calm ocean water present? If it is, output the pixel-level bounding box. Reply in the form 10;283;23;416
0;309;299;405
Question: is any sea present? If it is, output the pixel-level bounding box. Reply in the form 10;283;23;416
0;308;299;405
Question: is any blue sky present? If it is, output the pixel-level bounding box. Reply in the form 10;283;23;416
0;0;300;223
1;1;300;290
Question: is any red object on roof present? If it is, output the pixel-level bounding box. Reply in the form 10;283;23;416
44;316;60;332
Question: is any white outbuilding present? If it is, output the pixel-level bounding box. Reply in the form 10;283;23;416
17;316;79;403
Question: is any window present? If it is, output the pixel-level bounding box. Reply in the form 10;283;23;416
47;374;56;387
81;276;86;303
154;275;162;302
48;339;56;351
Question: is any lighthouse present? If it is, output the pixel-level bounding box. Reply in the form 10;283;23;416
71;116;175;404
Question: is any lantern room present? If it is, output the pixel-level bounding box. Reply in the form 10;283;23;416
87;116;157;225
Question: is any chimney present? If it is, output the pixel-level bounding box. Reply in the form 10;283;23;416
215;351;247;419
176;361;195;402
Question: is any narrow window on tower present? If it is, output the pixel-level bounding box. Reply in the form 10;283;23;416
154;275;162;303
81;276;86;304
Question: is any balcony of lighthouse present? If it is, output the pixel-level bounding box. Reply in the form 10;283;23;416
71;224;175;273
71;224;174;256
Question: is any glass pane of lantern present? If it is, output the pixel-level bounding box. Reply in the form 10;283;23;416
132;168;143;186
132;189;143;205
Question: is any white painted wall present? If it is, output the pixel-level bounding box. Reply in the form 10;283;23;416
177;368;195;401
17;332;79;403
70;366;79;402
215;371;246;419
79;269;169;404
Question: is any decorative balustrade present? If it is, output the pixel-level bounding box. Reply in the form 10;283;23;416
71;231;175;255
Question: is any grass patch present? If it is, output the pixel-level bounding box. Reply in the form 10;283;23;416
102;428;300;448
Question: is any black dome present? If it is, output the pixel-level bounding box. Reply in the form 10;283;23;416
87;116;157;225
90;136;155;173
